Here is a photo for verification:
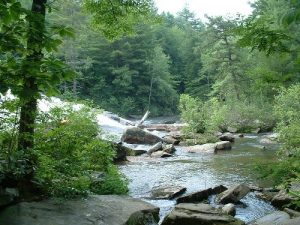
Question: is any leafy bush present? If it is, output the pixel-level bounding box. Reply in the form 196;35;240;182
257;84;300;208
34;105;128;198
179;94;208;133
0;100;128;198
179;94;274;134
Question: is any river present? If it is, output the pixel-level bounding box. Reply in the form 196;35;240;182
117;118;280;224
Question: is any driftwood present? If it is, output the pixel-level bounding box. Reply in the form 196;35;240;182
136;110;150;127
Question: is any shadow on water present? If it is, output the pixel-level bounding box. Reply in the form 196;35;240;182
119;133;280;224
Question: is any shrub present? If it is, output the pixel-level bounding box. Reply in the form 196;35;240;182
0;99;128;198
179;94;208;133
33;105;128;198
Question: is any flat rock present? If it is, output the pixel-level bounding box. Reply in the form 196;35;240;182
218;184;250;204
121;127;162;145
151;186;186;200
0;195;160;225
151;151;172;158
250;211;290;225
177;185;227;204
161;203;245;225
183;143;217;154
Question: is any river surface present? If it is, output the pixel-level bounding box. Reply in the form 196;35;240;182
118;119;280;224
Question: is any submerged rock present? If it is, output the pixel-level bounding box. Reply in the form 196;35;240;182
0;195;159;225
161;203;245;225
218;184;250;204
121;127;162;145
151;186;186;200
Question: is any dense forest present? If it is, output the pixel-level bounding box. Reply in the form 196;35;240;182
0;0;299;217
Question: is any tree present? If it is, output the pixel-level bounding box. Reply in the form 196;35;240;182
0;0;153;195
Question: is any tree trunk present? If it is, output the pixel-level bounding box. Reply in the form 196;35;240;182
17;0;47;197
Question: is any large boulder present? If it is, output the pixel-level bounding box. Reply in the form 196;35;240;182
249;211;290;225
151;186;186;200
218;184;250;204
177;185;227;204
0;195;160;225
161;203;245;225
121;127;162;144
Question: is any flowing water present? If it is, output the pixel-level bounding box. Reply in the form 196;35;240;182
118;120;280;224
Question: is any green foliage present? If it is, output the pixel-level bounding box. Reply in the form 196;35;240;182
179;94;208;133
83;0;155;39
179;94;274;134
33;105;128;198
256;84;300;207
0;101;128;198
275;84;300;157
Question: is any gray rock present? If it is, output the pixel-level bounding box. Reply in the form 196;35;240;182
130;149;147;156
218;184;250;204
121;127;162;145
271;190;296;209
184;143;217;154
147;142;163;155
250;211;290;225
219;133;235;142
222;203;236;216
284;208;300;218
260;138;275;145
151;151;172;158
161;203;245;225
163;144;176;154
151;186;186;200
163;135;180;145
0;195;159;225
215;141;232;150
282;217;300;225
177;185;227;204
227;127;238;133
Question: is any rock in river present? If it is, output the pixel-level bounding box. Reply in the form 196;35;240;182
0;195;160;225
218;184;250;204
177;185;227;204
151;186;187;200
222;203;236;216
219;133;235;142
122;127;162;144
161;203;245;225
